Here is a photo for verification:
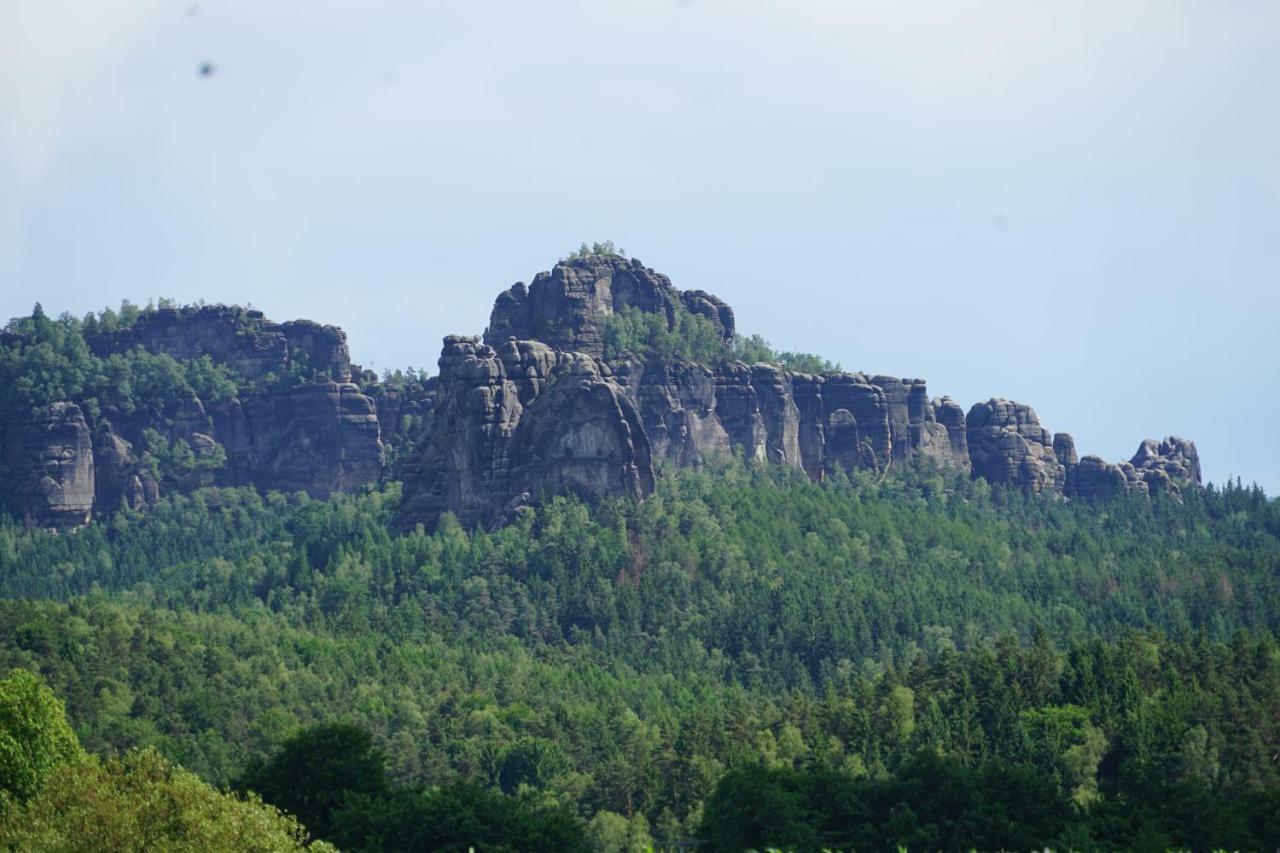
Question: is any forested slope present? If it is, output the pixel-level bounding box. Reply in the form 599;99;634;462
0;461;1277;848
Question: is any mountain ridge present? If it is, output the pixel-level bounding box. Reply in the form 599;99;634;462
0;255;1200;529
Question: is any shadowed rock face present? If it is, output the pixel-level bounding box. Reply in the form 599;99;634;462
231;381;384;497
398;337;653;530
1;403;96;528
1;306;384;527
484;256;735;358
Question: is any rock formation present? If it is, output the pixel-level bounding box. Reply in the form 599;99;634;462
396;255;1200;529
87;305;352;381
1;305;384;527
398;337;653;530
0;403;96;528
966;399;1065;493
484;255;735;358
0;254;1203;530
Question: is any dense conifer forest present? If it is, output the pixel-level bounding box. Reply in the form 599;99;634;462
1;455;1277;849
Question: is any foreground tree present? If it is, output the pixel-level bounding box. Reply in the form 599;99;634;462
0;749;331;852
0;668;83;802
0;669;325;851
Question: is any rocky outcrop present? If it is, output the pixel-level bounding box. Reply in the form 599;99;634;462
2;306;385;527
398;337;652;530
966;399;1065;493
1132;437;1200;488
1067;437;1201;501
91;420;154;515
88;305;352;381
393;251;1202;528
2;256;1203;530
1;403;96;527
396;341;984;529
231;380;385;497
484;255;735;358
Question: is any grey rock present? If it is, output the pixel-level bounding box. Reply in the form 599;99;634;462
1;403;96;527
92;420;149;514
484;256;734;358
245;380;385;497
88;305;351;381
966;399;1064;492
397;337;653;530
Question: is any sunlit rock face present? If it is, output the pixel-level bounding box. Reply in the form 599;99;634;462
391;256;1202;529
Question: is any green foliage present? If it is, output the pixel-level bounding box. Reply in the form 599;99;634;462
585;809;653;853
142;429;228;482
0;669;83;802
698;754;1070;852
0;459;1275;847
0;748;329;852
237;722;387;840
0;307;242;421
602;307;843;370
731;332;841;372
562;240;626;261
602;305;727;363
333;783;590;852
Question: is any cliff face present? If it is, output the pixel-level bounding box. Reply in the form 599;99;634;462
0;403;97;528
87;305;353;381
0;305;384;527
398;337;653;530
395;256;1201;530
0;256;1203;530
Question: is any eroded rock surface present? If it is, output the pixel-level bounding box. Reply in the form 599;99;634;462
484;256;735;358
88;305;352;381
398;337;652;530
1;403;96;527
1;256;1203;529
2;306;384;527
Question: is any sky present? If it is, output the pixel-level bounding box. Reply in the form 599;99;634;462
2;1;1277;494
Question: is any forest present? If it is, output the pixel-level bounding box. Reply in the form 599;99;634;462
0;457;1277;850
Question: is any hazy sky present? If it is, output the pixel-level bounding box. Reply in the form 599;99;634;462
2;1;1277;493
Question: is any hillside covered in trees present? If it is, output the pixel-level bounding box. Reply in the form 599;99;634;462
0;459;1277;849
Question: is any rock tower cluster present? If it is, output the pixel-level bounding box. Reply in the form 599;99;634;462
0;257;1200;529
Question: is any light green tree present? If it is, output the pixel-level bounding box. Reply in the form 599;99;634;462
0;748;332;852
0;669;83;802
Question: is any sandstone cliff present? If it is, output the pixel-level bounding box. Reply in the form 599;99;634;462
0;305;384;527
394;255;1202;530
0;256;1202;529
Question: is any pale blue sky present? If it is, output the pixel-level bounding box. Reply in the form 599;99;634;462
2;1;1277;493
